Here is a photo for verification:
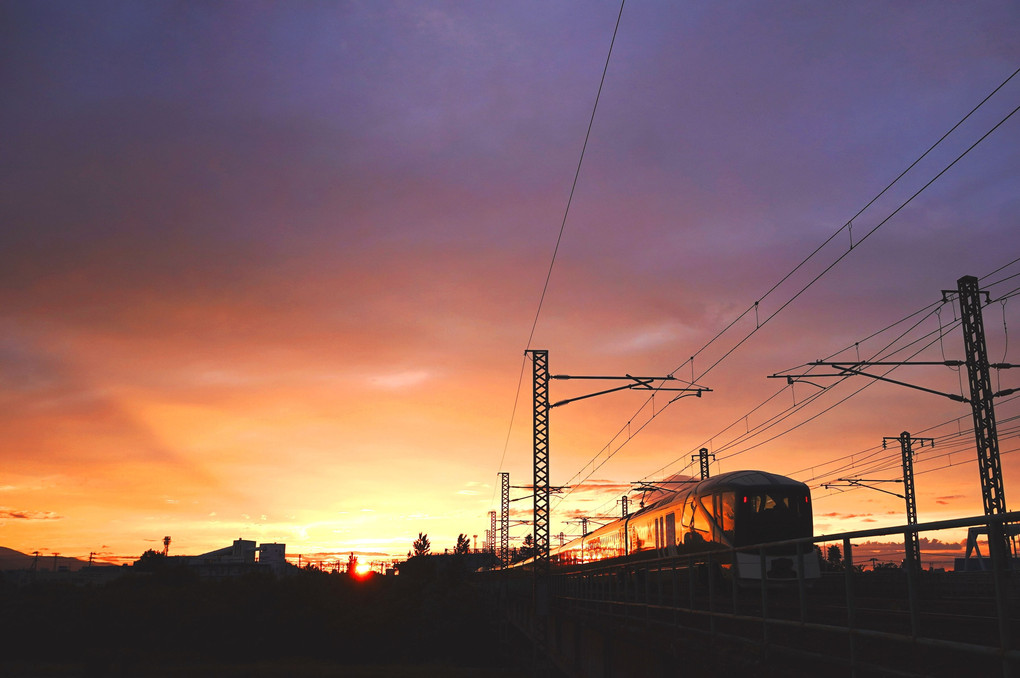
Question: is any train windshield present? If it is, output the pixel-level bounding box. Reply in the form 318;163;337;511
735;489;811;546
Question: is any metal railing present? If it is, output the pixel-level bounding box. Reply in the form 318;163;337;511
544;512;1020;677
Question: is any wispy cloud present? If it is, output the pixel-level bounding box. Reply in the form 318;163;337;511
0;508;62;520
369;370;431;389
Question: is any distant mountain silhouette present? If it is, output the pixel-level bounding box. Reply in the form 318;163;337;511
0;547;97;572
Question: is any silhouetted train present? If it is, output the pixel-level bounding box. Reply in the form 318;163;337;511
523;470;819;581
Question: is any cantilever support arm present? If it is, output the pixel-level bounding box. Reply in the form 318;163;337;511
550;374;710;408
822;477;905;499
770;361;969;403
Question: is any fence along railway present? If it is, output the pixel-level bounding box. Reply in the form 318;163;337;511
495;510;1020;677
490;275;1019;676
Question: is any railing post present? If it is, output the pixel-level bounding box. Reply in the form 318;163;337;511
990;518;1012;678
844;537;858;678
760;549;769;652
796;541;807;623
904;530;920;638
672;564;679;608
708;551;717;637
645;567;651;622
687;555;695;610
732;546;740;616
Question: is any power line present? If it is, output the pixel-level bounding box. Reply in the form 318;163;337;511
647;294;960;481
524;0;626;350
492;1;627;513
567;261;1020;524
553;68;1020;500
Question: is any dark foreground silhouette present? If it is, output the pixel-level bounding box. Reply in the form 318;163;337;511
0;557;511;677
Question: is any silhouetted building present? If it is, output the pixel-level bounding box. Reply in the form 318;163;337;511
183;539;294;578
258;542;287;574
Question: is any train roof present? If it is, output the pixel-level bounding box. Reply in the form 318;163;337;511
638;469;807;513
697;469;808;491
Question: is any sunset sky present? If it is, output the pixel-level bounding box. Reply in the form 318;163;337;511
3;1;1020;567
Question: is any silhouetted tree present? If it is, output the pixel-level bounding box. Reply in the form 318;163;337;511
413;532;431;557
513;534;534;563
133;549;167;572
454;534;471;555
827;544;842;570
347;551;358;576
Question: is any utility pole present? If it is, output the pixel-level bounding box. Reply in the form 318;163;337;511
883;431;932;572
500;472;510;567
580;517;589;537
693;447;714;480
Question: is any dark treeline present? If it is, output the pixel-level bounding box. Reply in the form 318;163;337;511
0;556;504;674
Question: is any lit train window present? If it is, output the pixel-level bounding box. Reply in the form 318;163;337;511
718;492;736;541
736;489;812;545
692;496;712;537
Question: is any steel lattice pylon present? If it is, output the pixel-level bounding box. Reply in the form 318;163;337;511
899;432;920;571
694;447;714;480
885;431;930;573
528;349;551;579
957;276;1008;517
488;511;496;553
526;349;551;661
499;472;509;567
958;275;1007;513
957;275;1012;567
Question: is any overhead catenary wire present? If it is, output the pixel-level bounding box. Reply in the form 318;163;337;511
577;261;1020;521
553;71;1020;510
687;279;1018;476
638;290;966;486
490;1;627;513
796;392;1020;485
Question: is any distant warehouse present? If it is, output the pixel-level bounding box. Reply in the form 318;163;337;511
183;539;291;578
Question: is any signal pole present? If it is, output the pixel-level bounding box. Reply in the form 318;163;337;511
621;495;629;518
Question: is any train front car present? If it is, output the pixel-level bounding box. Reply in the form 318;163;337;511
626;470;819;583
721;470;818;582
